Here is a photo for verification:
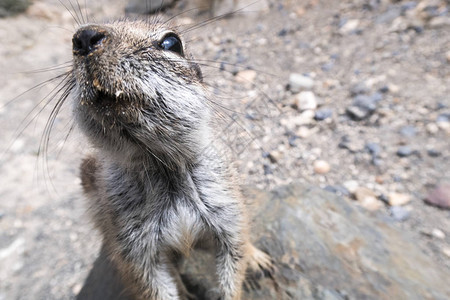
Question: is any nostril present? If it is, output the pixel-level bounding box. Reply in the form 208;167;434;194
73;28;106;56
89;32;105;48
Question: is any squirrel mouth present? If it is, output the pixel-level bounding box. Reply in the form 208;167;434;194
80;89;119;108
95;90;117;105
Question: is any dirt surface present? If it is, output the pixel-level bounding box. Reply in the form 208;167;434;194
0;0;449;299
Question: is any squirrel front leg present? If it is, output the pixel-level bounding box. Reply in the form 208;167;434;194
110;248;182;300
215;237;247;300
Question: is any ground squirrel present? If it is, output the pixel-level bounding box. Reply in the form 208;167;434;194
71;19;273;299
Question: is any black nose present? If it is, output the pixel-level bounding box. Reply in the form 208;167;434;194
72;28;106;56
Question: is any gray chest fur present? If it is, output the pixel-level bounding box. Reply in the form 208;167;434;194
91;157;240;260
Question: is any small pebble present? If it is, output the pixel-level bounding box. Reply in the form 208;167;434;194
365;142;381;156
346;106;368;120
390;206;411;221
235;69;257;84
354;187;383;211
429;16;450;29
353;187;383;211
321;62;334;72
323;185;350;197
278;28;288;36
379;193;389;204
339;19;360;34
426;123;439;134
343;180;359;194
346;94;380;121
289;73;314;92
400;125;417;137
268;150;283;164
436;113;450;123
443;247;450;258
314;108;333;121
338;136;364;153
375;176;385;184
388;193;411;206
287;135;297;147
425;183;450;209
427;149;441;157
378;85;389;93
293;110;315;126
263;164;273;175
293;91;317;111
397;146;413;157
313;160;330;174
387;84;400;94
296;126;314;138
72;283;82;295
350;82;369;96
436;113;450;132
431;228;446;240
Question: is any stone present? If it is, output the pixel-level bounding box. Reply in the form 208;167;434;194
214;0;269;16
235;69;257;84
339;19;360;34
365;142;381;156
436;113;450;123
321;62;334;72
263;164;273;175
313;160;331;174
428;16;450;28
354;187;383;211
425;183;450;209
76;184;450;300
293;110;315;126
427;149;441;157
293;91;317;111
400;125;417;137
268;150;283;164
338;136;364;153
296;126;315;139
388;193;411;206
436;113;450;132
426;122;439;134
388;83;400;94
397;146;413;157
346;105;369;121
125;0;175;14
390;206;411;221
314;108;333;121
375;6;402;24
346;94;381;121
289;73;314;93
323;185;350;197
343;180;359;194
350;82;369;96
431;228;445;240
443;247;450;258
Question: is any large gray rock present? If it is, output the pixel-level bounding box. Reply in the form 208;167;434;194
77;184;450;300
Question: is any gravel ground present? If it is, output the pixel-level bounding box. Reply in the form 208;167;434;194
0;0;449;299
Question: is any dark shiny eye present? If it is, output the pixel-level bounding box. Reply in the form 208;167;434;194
159;34;183;56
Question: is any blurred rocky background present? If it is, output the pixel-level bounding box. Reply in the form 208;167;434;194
0;0;449;299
